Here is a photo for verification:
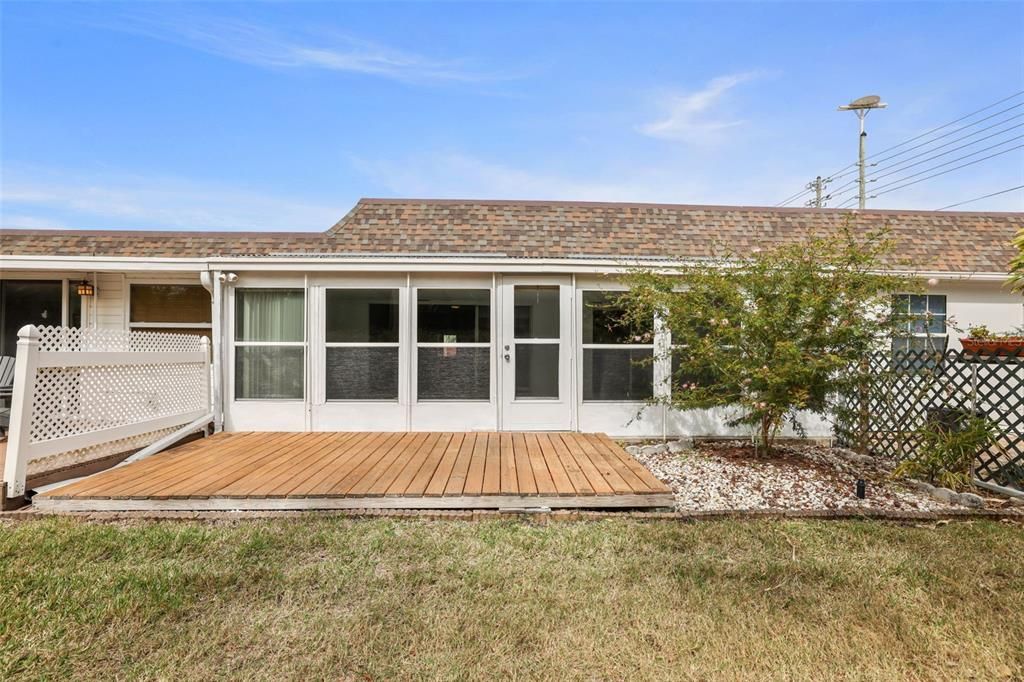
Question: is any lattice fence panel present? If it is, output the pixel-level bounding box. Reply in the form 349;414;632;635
28;364;207;444
37;325;205;353
4;325;211;494
836;349;1024;493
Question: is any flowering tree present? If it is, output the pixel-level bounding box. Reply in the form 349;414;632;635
616;224;916;455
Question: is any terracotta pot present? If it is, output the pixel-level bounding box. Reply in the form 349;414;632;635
960;337;1024;356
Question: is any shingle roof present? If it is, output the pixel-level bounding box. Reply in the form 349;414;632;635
2;198;1021;273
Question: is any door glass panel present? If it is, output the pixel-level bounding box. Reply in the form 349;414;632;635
417;346;489;400
515;344;559;399
0;280;63;356
326;289;399;343
417;289;490;343
513;286;559;339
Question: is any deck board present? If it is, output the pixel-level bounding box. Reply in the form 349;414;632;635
35;431;674;512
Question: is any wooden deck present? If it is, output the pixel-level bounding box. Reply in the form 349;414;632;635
34;432;674;512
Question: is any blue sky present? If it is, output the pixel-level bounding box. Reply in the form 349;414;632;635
2;1;1022;231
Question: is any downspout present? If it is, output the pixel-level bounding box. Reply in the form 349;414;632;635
201;270;224;432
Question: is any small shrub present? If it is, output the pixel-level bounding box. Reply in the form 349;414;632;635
895;414;995;490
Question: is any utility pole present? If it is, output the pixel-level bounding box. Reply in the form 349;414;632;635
803;175;831;207
838;95;887;209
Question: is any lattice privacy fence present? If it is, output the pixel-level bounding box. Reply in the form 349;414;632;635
2;325;211;499
835;349;1024;495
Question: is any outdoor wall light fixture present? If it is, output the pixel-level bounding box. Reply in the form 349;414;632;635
76;280;95;297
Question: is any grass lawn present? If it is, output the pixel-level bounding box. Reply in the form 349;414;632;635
1;517;1022;680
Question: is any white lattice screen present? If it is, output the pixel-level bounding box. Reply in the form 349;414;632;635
3;325;212;497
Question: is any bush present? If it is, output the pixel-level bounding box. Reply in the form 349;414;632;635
894;414;995;490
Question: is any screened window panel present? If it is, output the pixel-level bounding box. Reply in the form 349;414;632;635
671;352;717;391
582;348;653;401
235;346;304;400
582;291;651;344
325;289;399;343
235;289;305;342
515;344;559;399
417;289;490;343
326;347;399;400
130;285;211;324
417;347;490;400
513;286;559;339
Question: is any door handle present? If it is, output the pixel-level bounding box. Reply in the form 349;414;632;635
504;353;511;361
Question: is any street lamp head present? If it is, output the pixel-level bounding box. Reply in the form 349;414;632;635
838;94;888;111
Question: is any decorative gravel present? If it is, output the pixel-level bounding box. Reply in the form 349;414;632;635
631;441;980;512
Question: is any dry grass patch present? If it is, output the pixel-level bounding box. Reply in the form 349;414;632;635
1;517;1022;680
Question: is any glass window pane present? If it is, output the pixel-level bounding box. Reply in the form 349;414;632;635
235;289;304;342
928;295;946;315
326;289;399;343
326;347;398;400
417;347;490;400
130;285;211;324
582;291;651;345
417;289;490;343
927;315;947;334
515;344;559;399
582;348;653;401
235;346;304;399
0;280;62;356
514;286;559;339
909;295;927;315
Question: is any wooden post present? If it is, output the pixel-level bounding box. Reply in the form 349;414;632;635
2;325;41;505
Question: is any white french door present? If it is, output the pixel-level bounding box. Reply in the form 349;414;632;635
499;276;573;430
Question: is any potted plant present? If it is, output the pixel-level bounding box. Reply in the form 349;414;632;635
960;324;1024;356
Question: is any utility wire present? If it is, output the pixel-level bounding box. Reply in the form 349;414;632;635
872;144;1024;198
934;185;1024;210
775;91;1024;206
825;109;1024;184
826;133;1024;202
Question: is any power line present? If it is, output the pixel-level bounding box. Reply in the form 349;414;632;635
872;144;1024;198
822;121;1024;203
934;185;1024;210
856;91;1024;164
775;91;1024;206
835;91;1024;174
863;104;1024;169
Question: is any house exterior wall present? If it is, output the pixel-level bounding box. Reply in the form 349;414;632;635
3;265;1020;439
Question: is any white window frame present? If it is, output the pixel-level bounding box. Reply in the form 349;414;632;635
893;293;948;353
233;287;307;402
414;286;492;403
323;287;401;403
579;289;656;403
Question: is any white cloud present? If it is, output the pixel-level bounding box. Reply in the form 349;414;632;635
638;72;760;144
1;166;345;231
95;11;502;84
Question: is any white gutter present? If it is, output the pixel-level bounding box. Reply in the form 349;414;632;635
1;254;1013;281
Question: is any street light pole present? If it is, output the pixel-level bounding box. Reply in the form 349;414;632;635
839;95;887;209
